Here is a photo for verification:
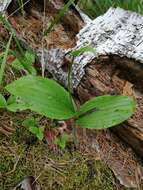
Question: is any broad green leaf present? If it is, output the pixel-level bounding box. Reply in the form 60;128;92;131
70;46;96;57
22;117;38;128
0;93;7;108
6;95;29;112
76;95;136;129
5;75;76;119
23;117;44;140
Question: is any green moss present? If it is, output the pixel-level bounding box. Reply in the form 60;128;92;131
0;135;115;190
0;112;115;189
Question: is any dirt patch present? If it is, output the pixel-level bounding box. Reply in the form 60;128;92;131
7;0;84;50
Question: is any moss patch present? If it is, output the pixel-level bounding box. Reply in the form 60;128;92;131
0;121;115;190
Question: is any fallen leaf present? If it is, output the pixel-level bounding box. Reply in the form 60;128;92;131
122;81;134;96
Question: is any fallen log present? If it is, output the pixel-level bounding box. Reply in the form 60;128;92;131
40;7;143;157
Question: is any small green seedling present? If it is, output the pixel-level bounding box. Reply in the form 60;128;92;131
22;117;45;141
54;133;69;149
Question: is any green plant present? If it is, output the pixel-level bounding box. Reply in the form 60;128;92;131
22;117;45;140
1;46;136;147
4;53;135;122
4;75;135;127
54;133;69;149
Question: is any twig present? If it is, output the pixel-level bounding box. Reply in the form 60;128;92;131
6;155;20;175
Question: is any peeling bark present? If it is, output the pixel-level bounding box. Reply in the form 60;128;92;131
0;0;12;12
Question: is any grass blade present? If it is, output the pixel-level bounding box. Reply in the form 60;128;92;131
44;0;75;35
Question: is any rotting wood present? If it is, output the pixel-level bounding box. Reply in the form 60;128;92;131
42;7;143;89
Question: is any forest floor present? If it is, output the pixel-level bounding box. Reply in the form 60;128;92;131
0;113;111;190
0;1;143;189
0;110;127;190
0;106;141;189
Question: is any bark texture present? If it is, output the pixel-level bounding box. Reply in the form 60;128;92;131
2;3;143;187
0;0;12;12
41;8;143;157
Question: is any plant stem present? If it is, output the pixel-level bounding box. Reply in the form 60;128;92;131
72;119;78;146
18;0;25;16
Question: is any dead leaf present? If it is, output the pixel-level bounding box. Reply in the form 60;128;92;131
44;128;57;150
122;81;134;96
0;125;15;136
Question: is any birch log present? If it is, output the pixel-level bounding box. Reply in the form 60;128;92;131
40;7;143;157
0;0;12;12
